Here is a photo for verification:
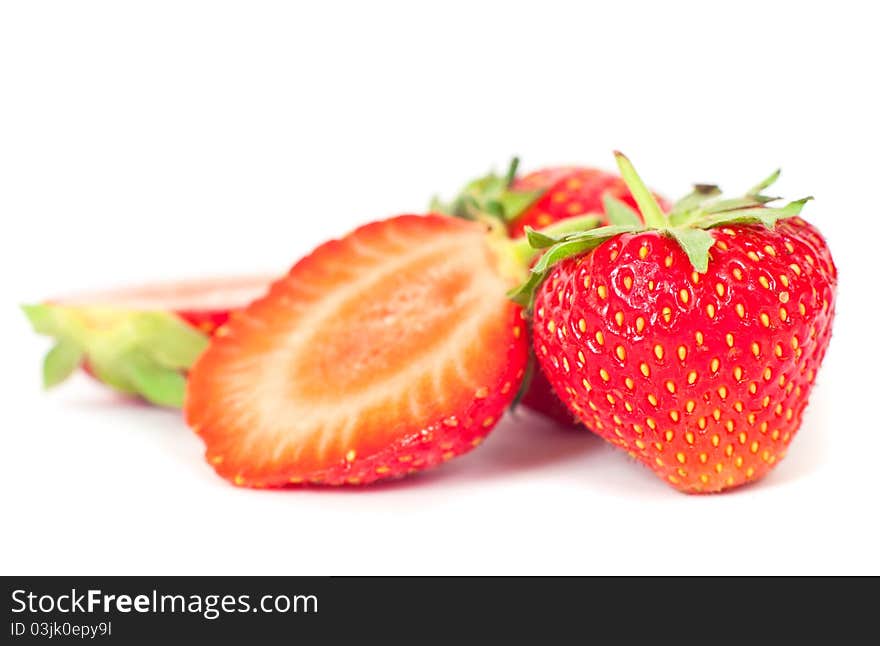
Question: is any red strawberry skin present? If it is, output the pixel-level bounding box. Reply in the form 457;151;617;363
531;218;836;493
510;167;671;237
519;368;577;426
174;309;231;335
185;215;528;487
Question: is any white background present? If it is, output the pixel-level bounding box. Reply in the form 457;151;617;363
2;1;878;575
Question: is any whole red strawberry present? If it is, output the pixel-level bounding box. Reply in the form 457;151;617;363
22;276;271;407
434;159;670;426
515;153;836;493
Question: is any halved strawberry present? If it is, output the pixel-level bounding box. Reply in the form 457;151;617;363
184;215;529;487
22;276;272;407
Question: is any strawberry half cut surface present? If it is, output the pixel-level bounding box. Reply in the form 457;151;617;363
184;215;529;487
22;276;272;407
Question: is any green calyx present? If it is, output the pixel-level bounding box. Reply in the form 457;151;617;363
431;155;604;282
504;214;603;269
508;152;813;308
488;214;603;284
21;303;209;408
431;157;545;223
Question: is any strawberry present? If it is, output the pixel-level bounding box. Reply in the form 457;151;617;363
184;215;530;487
434;158;670;425
432;157;671;236
518;368;578;426
22;276;271;407
509;164;672;237
514;153;836;493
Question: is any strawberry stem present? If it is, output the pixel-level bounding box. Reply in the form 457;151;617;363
614;151;667;229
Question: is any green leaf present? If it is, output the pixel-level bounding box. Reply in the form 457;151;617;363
123;352;188;408
21;304;64;336
554;223;643;246
702;194;779;214
132;312;209;369
668;228;716;274
614;152;667;229
43;340;84;388
483;199;505;219
698;197;812;229
668;170;783;227
602;194;642;227
507;215;603;268
87;351;139;394
525;226;561;249
748;169;781;196
504;156;520;187
668;184;721;225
